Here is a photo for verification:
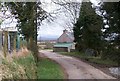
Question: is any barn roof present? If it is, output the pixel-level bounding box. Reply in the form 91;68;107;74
3;27;17;32
0;27;17;32
54;43;73;48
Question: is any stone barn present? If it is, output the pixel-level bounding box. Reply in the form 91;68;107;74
53;30;75;52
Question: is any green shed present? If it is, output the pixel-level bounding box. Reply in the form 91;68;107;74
53;43;75;52
1;27;21;52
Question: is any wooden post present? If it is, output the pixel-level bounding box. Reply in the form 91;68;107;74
20;38;22;49
3;31;8;57
13;34;16;52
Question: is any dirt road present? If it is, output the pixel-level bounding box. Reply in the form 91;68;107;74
40;50;116;79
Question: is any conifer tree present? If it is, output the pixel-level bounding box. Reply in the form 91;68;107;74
73;2;103;56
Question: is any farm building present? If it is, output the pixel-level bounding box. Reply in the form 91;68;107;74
53;30;75;52
0;27;21;53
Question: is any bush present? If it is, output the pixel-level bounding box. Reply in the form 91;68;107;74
102;47;120;64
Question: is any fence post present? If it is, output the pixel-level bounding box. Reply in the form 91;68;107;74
3;31;8;57
13;34;16;52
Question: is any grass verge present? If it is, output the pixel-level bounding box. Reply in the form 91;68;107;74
37;58;65;79
13;53;37;79
59;52;118;67
2;52;37;79
1;51;65;79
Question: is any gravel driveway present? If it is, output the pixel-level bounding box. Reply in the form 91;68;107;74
40;50;116;79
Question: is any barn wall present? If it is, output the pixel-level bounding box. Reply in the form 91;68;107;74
57;33;73;43
53;47;68;52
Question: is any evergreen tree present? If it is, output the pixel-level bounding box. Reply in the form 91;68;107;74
73;2;103;56
6;2;47;43
5;2;48;78
101;2;120;62
5;2;47;57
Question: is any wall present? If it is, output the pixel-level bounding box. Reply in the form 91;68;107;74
57;33;73;43
53;47;68;52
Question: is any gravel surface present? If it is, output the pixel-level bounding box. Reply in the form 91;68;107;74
40;50;116;79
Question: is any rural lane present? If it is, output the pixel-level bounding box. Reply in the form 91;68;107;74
39;50;116;79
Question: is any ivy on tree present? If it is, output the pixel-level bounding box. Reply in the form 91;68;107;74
6;2;47;43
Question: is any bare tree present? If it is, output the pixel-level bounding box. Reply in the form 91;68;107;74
0;3;15;28
51;0;81;31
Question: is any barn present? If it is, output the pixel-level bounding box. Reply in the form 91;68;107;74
53;30;75;52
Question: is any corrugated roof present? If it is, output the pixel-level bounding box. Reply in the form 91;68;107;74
54;43;73;47
4;27;17;32
0;27;17;32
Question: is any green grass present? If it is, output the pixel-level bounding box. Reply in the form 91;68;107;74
59;52;118;66
13;54;65;79
13;53;37;79
89;58;118;66
37;58;65;79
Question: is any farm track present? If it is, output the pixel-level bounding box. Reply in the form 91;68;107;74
40;50;116;79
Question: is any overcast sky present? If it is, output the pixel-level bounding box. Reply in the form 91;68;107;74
38;0;101;39
38;0;77;39
0;0;101;40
